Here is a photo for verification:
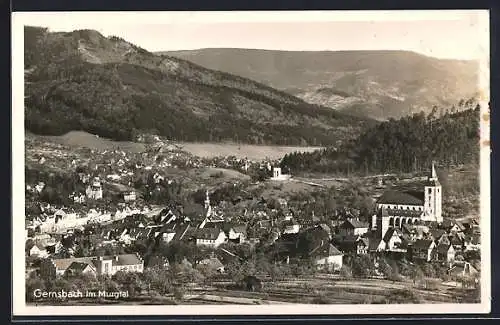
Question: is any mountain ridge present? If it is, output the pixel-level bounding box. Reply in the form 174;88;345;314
159;48;479;120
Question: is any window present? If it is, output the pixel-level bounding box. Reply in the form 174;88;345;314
428;189;432;194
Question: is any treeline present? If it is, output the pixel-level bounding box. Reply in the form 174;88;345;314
281;103;480;175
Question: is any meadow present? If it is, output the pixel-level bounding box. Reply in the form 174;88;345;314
35;131;323;160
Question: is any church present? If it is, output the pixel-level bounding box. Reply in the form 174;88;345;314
371;163;443;238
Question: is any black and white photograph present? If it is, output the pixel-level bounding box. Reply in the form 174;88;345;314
12;10;490;316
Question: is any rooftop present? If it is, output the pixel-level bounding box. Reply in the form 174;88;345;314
377;190;424;206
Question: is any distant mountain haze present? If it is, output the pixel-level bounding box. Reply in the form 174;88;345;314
24;27;372;146
160;48;479;120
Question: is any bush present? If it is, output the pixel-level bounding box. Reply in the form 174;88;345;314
339;265;353;279
311;294;332;304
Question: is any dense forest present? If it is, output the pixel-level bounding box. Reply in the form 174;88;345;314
281;101;480;175
24;26;370;146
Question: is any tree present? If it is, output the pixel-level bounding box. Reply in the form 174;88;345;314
351;255;374;278
339;265;353;279
26;275;46;302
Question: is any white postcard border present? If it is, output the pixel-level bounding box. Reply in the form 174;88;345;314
11;10;491;316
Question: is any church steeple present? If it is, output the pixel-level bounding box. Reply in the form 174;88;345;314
204;190;210;210
430;161;438;181
204;190;212;218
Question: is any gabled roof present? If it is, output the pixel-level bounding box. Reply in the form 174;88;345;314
195;228;224;240
429;229;447;240
100;254;143;266
66;261;96;273
452;221;466;231
385;208;423;218
52;257;95;271
412;239;434;250
377;190;424;205
435;243;453;254
383;227;403;242
309;242;343;258
172;224;191;241
341;219;369;229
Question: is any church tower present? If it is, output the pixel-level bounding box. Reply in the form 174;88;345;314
423;162;443;223
204;190;212;218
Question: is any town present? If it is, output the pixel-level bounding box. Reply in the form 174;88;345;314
24;133;481;305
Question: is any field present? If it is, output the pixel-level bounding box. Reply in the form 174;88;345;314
30;275;477;306
38;131;147;153
183;276;474;305
177;142;322;160
31;131;323;160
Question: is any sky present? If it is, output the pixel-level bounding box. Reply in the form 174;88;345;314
13;10;489;60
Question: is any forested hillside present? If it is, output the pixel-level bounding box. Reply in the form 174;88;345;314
24;26;371;146
281;102;480;175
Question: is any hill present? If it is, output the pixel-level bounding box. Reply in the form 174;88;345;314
280;105;480;175
161;48;479;120
24;27;372;146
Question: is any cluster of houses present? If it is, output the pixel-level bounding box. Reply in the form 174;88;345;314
26;160;480;285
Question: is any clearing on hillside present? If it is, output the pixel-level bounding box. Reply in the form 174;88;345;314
33;131;322;160
178;142;323;160
39;131;147;153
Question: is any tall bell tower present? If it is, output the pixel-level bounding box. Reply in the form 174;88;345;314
423;162;442;223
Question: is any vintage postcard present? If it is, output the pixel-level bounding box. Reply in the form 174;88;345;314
12;10;490;316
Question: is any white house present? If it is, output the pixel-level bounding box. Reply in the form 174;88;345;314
86;178;103;200
123;191;136;202
27;242;49;258
194;228;227;248
310;242;343;271
271;167;291;181
41;254;144;279
338;219;369;237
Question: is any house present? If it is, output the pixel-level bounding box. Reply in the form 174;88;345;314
155;207;181;224
401;224;426;241
464;234;481;251
282;220;300;234
224;224;247;243
334;235;369;255
448;220;466;234
40;253;144;279
196;257;225;273
270;167;291;181
410;239;436;262
434;243;455;265
194;228;227;247
309;241;343;271
428;229;448;243
382;228;406;252
450;232;466;251
338;218;369;237
26;241;49;258
64;261;97;277
123;191;136;202
86;178;103;200
159;228;177;244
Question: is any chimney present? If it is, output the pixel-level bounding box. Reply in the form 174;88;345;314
98;256;103;261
